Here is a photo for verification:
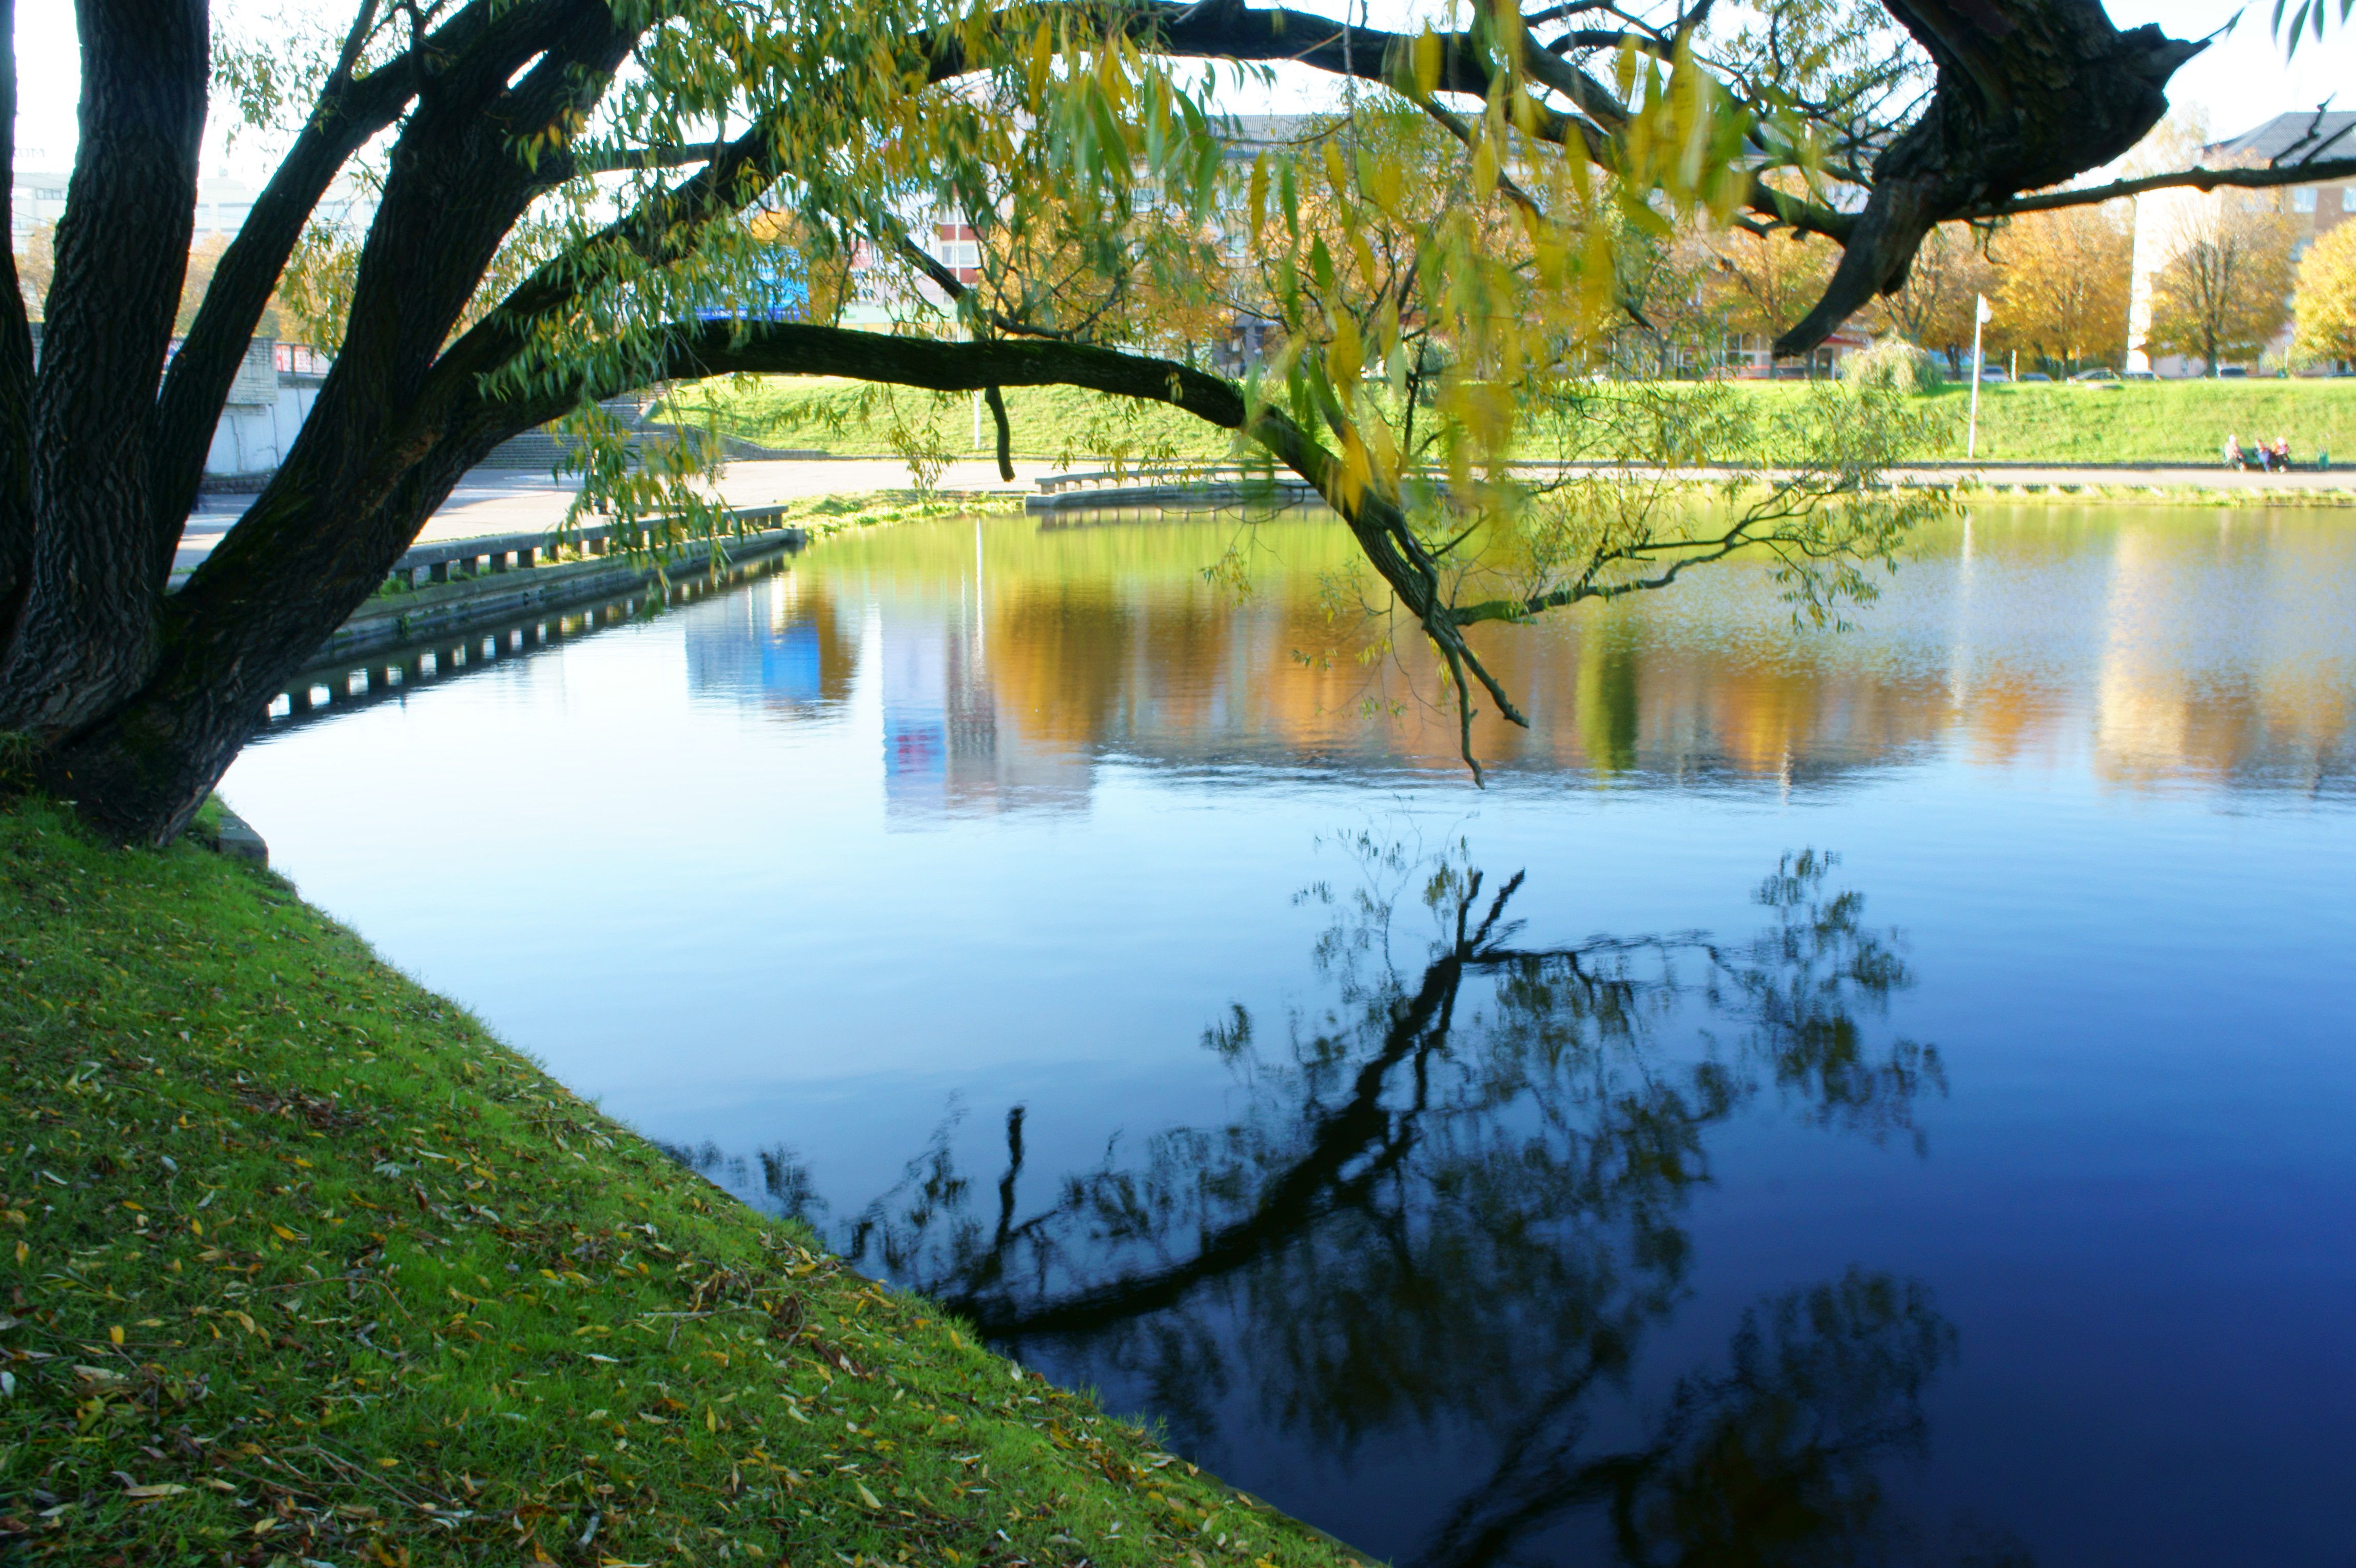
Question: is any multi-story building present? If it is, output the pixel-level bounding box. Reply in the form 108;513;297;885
2126;110;2355;375
12;167;274;256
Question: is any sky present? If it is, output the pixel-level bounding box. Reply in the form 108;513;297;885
11;0;2354;179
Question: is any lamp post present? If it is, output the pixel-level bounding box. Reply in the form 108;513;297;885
1967;293;1992;460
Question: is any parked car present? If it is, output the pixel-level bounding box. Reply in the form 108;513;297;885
1975;365;2009;383
2123;369;2157;381
2069;368;2121;382
2017;371;2053;382
2215;366;2250;378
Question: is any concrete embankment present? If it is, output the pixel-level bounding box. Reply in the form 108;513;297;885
1025;461;2356;513
322;509;808;662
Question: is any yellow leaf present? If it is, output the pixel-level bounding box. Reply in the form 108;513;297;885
705;1406;718;1433
271;1224;299;1242
13;1242;25;1265
109;1325;124;1346
123;1483;187;1499
376;1456;399;1468
1414;28;1441;95
855;1482;882;1510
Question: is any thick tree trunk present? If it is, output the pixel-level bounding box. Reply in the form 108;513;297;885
5;0;635;844
41;435;502;845
0;0;207;733
0;0;37;648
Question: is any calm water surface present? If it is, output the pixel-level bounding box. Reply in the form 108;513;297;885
224;507;2356;1567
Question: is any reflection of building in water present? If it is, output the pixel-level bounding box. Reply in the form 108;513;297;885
683;572;859;716
695;514;2355;803
875;545;1094;820
2094;518;2353;790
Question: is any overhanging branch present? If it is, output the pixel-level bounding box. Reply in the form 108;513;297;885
1966;155;2356;217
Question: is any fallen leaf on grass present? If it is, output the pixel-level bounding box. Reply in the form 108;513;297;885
122;1484;187;1499
856;1482;882;1510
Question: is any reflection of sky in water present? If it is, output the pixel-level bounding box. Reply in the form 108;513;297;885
225;507;2356;1566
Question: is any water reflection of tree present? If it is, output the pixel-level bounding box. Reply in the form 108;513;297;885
748;847;1977;1565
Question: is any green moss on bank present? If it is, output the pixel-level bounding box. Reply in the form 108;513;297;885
0;796;1365;1568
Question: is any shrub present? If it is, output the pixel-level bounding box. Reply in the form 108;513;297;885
1841;338;1945;394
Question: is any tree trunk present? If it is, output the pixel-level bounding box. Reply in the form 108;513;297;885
0;0;206;734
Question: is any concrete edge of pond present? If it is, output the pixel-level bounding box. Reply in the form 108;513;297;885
318;524;809;662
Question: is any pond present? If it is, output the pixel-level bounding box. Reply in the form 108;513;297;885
222;505;2356;1567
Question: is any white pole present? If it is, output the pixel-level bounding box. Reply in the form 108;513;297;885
973;389;984;450
1967;293;1990;461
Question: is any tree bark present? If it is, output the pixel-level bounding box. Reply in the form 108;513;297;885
1773;0;2202;355
0;0;207;735
0;0;37;648
23;0;636;843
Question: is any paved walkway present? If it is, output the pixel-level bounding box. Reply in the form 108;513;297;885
175;457;1053;576
175;454;2356;575
1887;463;2356;491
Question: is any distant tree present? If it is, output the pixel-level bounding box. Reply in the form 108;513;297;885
16;221;51;321
1991;201;2133;370
2291;220;2356;368
1707;228;1841;365
2145;192;2297;371
1865;223;1996;373
1593;220;1725;378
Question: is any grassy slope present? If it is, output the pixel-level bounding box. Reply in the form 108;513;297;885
664;375;2356;467
1923;379;2356;463
0;797;1365;1568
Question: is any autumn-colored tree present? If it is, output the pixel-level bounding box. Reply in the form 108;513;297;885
1865;223;1996;373
1605;224;1724;377
2146;191;2297;371
1991;201;2132;370
1707;228;1841;363
16;221;52;321
2291;219;2356;367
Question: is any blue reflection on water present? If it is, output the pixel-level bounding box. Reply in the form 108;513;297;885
225;507;2356;1566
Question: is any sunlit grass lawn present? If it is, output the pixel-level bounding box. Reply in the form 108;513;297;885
661;373;2356;468
0;796;1366;1568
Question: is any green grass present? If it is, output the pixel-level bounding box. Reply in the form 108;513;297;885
663;374;2356;468
664;380;1235;467
1920;379;2356;463
0;795;1367;1568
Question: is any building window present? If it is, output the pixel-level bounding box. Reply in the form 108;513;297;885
2344;186;2356;212
2293;186;2318;213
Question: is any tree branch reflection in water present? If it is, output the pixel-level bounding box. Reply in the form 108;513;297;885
712;846;1987;1564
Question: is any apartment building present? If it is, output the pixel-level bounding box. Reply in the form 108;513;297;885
2126;110;2355;375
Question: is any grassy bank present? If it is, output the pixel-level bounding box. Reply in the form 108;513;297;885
1916;378;2356;463
0;796;1365;1568
663;375;2356;469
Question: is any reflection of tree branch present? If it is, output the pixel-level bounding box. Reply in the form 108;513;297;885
1420;1270;1955;1568
892;852;1934;1342
751;848;1955;1562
